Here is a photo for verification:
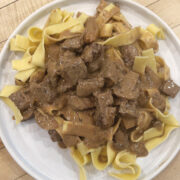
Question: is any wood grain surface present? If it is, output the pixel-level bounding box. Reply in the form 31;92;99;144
0;0;180;179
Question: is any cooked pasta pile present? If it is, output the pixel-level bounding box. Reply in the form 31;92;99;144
0;0;180;180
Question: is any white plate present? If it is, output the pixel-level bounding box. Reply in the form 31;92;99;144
0;0;180;180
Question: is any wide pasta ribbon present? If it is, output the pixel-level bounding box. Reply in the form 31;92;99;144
100;27;141;47
147;24;165;40
149;98;179;127
91;142;116;170
133;48;157;74
70;146;91;180
109;151;141;180
0;85;23;124
139;27;159;52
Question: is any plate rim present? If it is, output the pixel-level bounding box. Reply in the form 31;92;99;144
0;0;180;180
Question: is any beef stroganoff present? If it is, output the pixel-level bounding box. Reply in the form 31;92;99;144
0;0;180;179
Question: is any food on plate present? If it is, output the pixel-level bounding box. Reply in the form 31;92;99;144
0;0;179;179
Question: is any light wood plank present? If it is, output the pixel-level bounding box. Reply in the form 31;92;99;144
0;139;4;149
173;25;180;40
0;41;6;52
0;148;25;180
16;174;34;180
148;0;180;28
133;0;158;7
155;152;180;180
0;0;52;42
0;0;17;9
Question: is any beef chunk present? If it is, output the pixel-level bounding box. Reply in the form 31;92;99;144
61;36;84;51
30;77;58;105
45;44;60;62
48;130;62;142
86;44;104;73
30;69;45;83
87;58;103;73
76;77;104;97
119;100;137;117
113;130;129;151
84;17;99;43
81;43;103;63
101;59;123;86
160;79;180;98
141;67;162;89
59;56;87;86
122;117;136;130
62;135;79;147
120;44;140;67
68;95;95;111
57;79;74;94
9;87;33;120
130;142;148;157
138;90;149;107
46;60;60;88
34;110;58;130
10;87;32;112
94;90;116;128
95;106;116;128
94;89;114;107
22;108;34;120
113;71;139;100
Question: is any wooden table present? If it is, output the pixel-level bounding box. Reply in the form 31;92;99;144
0;0;180;179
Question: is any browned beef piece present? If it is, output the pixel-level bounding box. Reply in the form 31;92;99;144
57;79;74;94
101;59;123;86
45;44;60;62
61;36;84;51
59;56;87;86
87;58;103;73
141;67;162;89
138;90;149;107
84;17;99;43
48;130;67;148
81;43;103;63
113;71;139;100
68;95;95;111
119;100;137;117
61;135;79;147
94;89;114;107
22;108;34;120
76;77;104;97
113;129;129;151
47;60;60;88
130;142;148;157
48;130;62;142
86;44;104;73
30;69;45;83
122;117;136;130
34;110;58;130
160;79;180;98
9;87;34;120
94;90;116;128
95;106;116;128
120;44;140;67
30;77;58;105
10;88;32;112
84;137;107;149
